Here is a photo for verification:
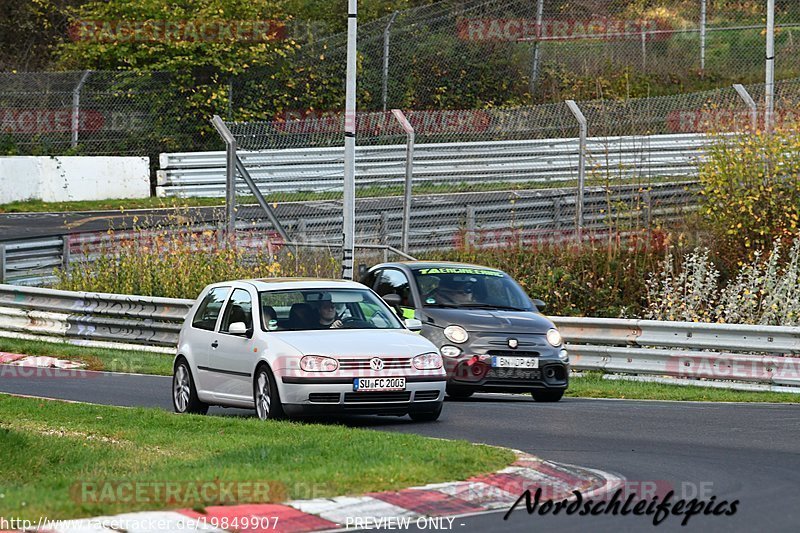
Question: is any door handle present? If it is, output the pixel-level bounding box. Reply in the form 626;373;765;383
211;340;219;349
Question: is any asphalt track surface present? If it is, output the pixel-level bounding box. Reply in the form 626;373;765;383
1;370;799;532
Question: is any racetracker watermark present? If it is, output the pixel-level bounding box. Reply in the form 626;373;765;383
68;20;286;43
0;366;97;380
456;17;672;42
274;109;492;135
71;480;295;506
504;486;738;527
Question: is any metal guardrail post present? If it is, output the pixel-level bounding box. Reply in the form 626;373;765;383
529;0;545;94
566;100;587;240
382;12;399;112
733;84;758;131
700;0;707;75
71;70;92;149
61;237;70;273
0;244;5;284
391;109;415;253
465;205;476;249
210;115;237;241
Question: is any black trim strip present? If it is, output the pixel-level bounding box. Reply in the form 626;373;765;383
344;132;356;137
282;376;447;385
197;366;252;378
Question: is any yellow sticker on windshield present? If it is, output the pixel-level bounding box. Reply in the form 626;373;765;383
418;267;503;277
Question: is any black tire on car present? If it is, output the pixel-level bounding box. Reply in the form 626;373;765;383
446;385;474;399
173;359;209;415
531;389;565;402
254;365;285;420
409;403;443;422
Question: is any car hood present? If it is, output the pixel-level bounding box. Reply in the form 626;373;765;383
422;308;555;334
275;329;437;358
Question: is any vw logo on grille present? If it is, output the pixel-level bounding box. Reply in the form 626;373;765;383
370;358;385;371
508;338;519;349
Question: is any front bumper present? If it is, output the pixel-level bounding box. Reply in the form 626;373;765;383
278;376;446;416
429;329;569;392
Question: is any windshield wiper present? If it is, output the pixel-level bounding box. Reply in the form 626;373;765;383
457;303;529;311
423;303;460;308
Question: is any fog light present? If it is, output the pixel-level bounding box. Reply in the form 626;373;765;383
440;345;461;357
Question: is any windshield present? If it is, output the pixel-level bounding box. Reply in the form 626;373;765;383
258;288;405;331
411;267;534;311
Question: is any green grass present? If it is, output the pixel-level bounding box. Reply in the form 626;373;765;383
0;197;226;214
0;337;172;376
568;372;800;403
0;395;514;520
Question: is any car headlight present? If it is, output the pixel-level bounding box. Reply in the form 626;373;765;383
440;345;462;357
413;352;443;370
559;349;569;362
546;328;563;347
300;355;338;372
444;325;469;344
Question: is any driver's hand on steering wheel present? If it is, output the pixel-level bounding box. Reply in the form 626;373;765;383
330;319;343;329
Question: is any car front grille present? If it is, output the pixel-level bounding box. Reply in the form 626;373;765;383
338;357;411;370
343;391;412;403
308;393;341;403
414;390;440;401
486;368;542;380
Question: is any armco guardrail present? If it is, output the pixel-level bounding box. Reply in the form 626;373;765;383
156;133;710;197
0;284;193;354
2;284;800;393
557;317;800;393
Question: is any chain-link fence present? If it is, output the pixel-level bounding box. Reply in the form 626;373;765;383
178;77;797;267
1;0;799;167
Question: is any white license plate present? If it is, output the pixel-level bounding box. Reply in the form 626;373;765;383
492;356;539;369
353;377;406;391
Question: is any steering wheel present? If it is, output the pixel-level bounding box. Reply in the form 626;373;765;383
340;317;375;328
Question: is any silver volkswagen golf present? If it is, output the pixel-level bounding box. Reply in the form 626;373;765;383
173;278;446;421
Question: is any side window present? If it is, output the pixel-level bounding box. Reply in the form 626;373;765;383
375;269;414;307
192;287;230;331
219;288;254;333
361;269;380;290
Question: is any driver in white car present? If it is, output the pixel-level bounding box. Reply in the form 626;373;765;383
317;299;344;329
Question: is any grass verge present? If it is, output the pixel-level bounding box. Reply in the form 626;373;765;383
0;337;172;376
568;372;800;403
0;395;514;520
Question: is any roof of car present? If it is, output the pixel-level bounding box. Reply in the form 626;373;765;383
206;278;367;291
371;261;504;272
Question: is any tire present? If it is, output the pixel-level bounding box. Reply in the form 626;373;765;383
254;365;285;420
531;389;565;402
409;403;443;422
446;385;474;399
173;359;209;415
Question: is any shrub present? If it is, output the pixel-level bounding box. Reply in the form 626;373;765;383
699;127;800;264
645;235;800;325
426;229;670;317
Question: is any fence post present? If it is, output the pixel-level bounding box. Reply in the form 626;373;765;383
641;28;647;70
733;84;758;131
566;100;587;241
765;0;776;134
391;109;415;253
530;0;545;94
210;115;237;242
642;190;652;228
700;0;707;75
62;236;70;273
71;70;92;149
465;205;476;249
0;243;5;284
382;12;399;112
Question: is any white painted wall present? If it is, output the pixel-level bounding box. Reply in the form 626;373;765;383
0;156;150;203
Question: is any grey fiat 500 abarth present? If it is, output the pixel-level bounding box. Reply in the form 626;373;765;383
361;262;569;402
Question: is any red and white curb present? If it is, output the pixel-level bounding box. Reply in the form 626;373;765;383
15;451;624;533
0;352;85;369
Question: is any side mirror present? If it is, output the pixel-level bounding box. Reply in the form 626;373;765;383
228;322;251;337
404;318;423;332
532;299;546;312
382;294;402;307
